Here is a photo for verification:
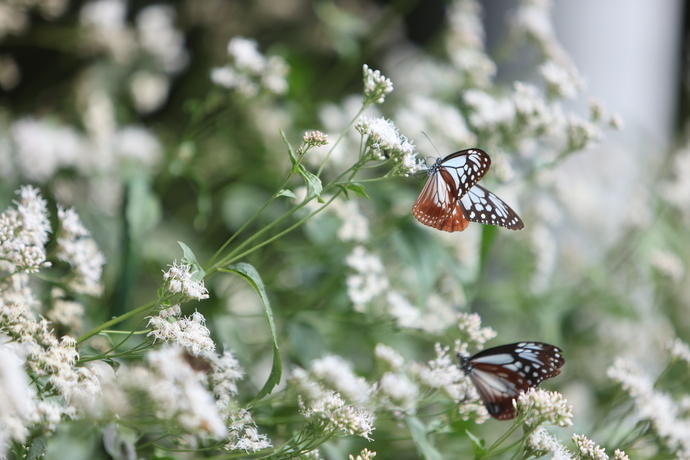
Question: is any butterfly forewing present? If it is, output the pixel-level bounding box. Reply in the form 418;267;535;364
435;149;491;198
461;342;564;420
460;184;524;230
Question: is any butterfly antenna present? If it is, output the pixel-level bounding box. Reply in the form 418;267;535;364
421;131;442;160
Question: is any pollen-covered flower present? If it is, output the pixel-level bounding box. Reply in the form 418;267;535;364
162;261;209;301
515;388;573;427
362;64;393;105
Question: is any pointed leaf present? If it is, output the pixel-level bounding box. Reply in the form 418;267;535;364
296;164;323;201
222;263;281;400
466;429;487;459
345;182;369;199
280;130;297;166
178;241;205;282
407;416;443;460
277;189;297;199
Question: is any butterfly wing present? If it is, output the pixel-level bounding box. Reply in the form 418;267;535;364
468;363;531;420
464;342;565;420
436;149;491;198
460;184;524;230
412;149;490;232
412;168;469;232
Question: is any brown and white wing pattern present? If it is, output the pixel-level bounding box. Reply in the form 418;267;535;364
459;184;524;230
412;168;469;232
460;342;565;420
412;149;490;232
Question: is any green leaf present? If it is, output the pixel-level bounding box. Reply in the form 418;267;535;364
466;429;487;459
178;241;206;282
277;188;297;199
221;263;282;400
25;436;47;460
407;416;443;460
345;182;369;199
296;164;323;201
280;129;297;166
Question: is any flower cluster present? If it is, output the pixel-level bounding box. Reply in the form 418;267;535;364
456;313;497;350
0;186;51;273
607;355;690;457
362;64;393;105
147;306;216;355
345;246;389;311
211;37;289;97
56;206;106;296
355;117;422;176
289;360;375;440
515;388;573;427
162;261;210;301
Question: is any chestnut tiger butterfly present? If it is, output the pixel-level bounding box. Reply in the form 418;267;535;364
460;342;565;420
412;149;524;232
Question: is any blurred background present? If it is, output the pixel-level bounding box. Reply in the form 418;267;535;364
1;0;689;458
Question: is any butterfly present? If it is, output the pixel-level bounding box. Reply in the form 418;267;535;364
459;342;565;420
412;149;524;232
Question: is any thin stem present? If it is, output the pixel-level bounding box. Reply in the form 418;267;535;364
316;105;367;177
76;299;159;345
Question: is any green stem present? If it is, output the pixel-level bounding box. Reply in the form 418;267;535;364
316;105;367;177
76;299;159;345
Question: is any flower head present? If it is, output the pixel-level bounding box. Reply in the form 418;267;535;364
572;434;608;460
515;388;573;427
362;64;393;105
355;117;421;176
162;261;209;301
148;307;215;355
0;186;52;273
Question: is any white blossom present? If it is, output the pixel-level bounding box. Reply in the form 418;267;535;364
148;307;215;355
362;64;393;105
162;261;210;301
56;206;106;296
515;388;573;427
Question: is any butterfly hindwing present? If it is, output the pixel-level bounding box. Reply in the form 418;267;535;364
459;184;524;230
461;342;564;420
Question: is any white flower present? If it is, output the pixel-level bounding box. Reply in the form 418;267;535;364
463;90;516;131
362;64;393;105
378;372;419;414
456;313;496;349
527;426;573;460
374;343;405;372
56;206;106;296
0;342;36;454
515;388;573;427
309;355;371;406
345;246;388;310
540;61;582;99
211;37;289;97
299;391;375;440
355;117;421;176
136;5;188;73
0;186;52;273
572;434;609;460
668;338;690;365
162;261;210;301
130;70;170;114
148;308;216;355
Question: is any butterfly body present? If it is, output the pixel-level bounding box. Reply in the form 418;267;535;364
412;149;524;232
460;342;564;420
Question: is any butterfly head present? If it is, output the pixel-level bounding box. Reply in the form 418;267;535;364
457;353;472;374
